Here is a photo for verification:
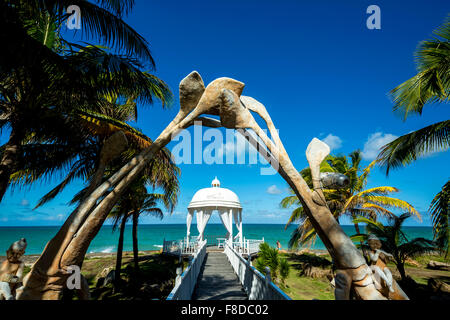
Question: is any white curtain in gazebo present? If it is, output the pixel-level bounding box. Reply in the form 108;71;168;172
233;209;243;243
186;209;194;239
196;209;212;241
219;209;233;242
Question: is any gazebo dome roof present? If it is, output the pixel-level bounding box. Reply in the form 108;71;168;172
188;178;242;209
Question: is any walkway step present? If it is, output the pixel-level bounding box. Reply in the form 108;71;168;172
193;252;248;300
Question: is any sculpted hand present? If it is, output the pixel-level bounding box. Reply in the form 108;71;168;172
9;276;19;284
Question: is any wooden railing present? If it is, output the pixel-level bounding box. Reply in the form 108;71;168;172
166;240;207;300
162;238;199;255
231;238;264;255
224;241;291;300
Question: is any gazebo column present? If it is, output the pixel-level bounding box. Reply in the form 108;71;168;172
229;208;233;244
186;209;194;242
232;208;243;248
196;209;203;241
239;209;243;246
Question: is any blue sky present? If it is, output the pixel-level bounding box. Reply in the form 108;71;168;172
0;0;449;226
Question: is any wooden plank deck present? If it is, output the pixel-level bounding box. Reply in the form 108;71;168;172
192;250;248;300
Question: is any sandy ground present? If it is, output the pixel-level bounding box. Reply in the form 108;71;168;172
0;251;158;267
0;248;327;267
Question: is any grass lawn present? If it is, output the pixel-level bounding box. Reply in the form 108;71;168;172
281;274;335;300
387;253;450;286
16;250;450;300
273;251;449;300
86;251;184;300
277;252;335;300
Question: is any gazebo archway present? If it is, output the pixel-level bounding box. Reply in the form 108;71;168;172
186;177;243;245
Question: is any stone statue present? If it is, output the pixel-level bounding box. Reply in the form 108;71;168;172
20;71;409;300
0;238;27;300
367;235;394;294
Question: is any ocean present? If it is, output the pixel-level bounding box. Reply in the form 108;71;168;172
0;224;434;255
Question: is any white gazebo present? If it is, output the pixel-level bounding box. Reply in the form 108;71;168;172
186;177;243;246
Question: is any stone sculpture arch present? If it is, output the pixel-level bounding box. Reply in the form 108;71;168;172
19;71;408;300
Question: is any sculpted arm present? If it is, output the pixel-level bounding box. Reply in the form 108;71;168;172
368;250;381;262
15;262;24;282
379;250;393;259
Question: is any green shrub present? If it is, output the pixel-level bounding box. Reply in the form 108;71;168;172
255;242;290;284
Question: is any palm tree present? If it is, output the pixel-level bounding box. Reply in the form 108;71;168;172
108;177;177;286
429;180;449;258
376;18;449;256
351;214;436;281
14;93;173;208
0;0;172;201
255;242;290;285
130;192;170;271
109;205;131;287
282;151;419;249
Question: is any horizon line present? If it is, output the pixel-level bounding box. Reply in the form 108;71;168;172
0;223;432;228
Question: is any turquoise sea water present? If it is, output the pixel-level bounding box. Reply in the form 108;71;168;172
0;224;434;255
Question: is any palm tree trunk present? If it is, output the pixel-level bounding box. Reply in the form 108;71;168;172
351;212;365;249
0;127;23;202
132;210;139;271
396;262;407;281
114;215;127;288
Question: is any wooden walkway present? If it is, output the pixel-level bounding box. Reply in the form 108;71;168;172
192;250;248;300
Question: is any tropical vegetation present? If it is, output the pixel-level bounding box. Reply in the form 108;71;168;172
255;242;290;285
110;177;178;286
0;0;181;299
282;150;419;249
0;0;172;202
377;18;449;257
351;213;437;282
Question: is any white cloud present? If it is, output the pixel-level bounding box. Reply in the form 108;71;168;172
322;134;342;151
217;133;248;158
20;199;29;207
266;185;282;195
362;132;398;160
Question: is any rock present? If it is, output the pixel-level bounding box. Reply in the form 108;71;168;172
405;258;421;267
95;267;115;288
428;278;450;294
427;260;450;271
96;266;114;279
302;263;332;278
140;283;160;295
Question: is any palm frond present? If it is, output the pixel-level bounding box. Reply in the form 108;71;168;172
377;120;450;175
398;238;437;259
361;203;395;218
27;0;154;65
390;17;450;119
363;196;420;220
284;206;305;229
280;195;300;209
429;179;450;256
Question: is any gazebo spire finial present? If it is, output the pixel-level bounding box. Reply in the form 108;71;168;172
211;176;220;187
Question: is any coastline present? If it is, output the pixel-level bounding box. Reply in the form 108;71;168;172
0;248;330;267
